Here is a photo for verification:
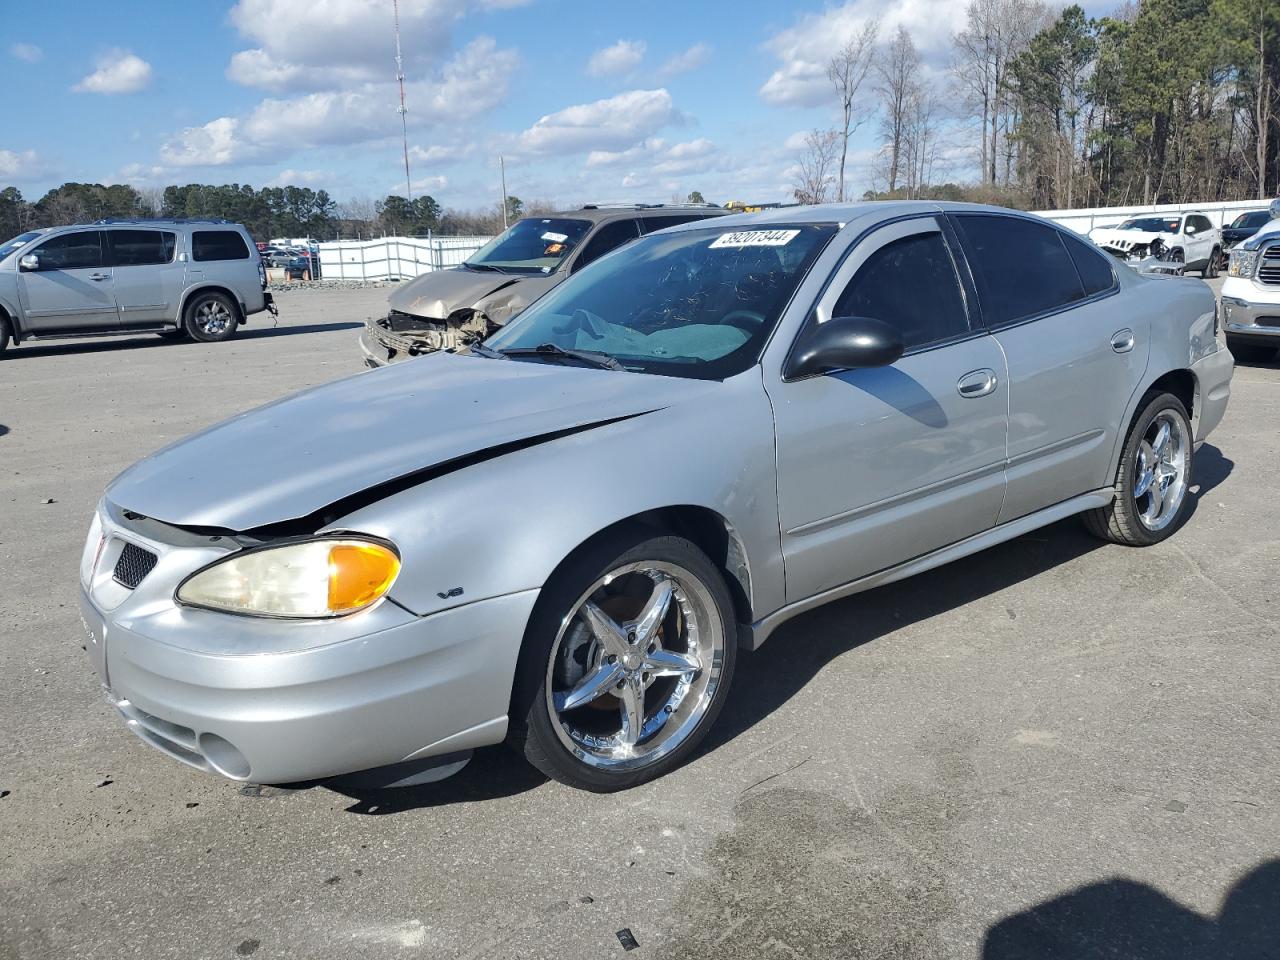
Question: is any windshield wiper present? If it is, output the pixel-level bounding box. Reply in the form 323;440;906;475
499;343;622;371
467;341;508;360
464;262;507;273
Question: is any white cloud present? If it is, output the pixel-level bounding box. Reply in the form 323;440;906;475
407;174;449;192
226;0;466;89
586;39;646;77
266;168;334;187
73;49;153;94
9;42;42;63
0;149;43;179
160;117;247;167
586;138;721;177
409;143;475;164
655;43;710;79
759;0;966;106
163;37;516;167
517;89;681;155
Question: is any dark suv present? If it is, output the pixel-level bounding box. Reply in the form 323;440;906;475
359;204;729;367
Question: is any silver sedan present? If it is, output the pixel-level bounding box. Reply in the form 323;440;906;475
79;202;1233;792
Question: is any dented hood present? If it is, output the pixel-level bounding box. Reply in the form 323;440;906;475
107;352;713;531
386;266;559;322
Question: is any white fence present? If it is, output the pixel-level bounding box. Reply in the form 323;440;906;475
1034;199;1270;235
316;235;492;281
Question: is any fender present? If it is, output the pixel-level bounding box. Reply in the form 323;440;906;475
175;282;246;324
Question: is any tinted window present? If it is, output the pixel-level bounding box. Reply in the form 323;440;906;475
1060;231;1117;296
108;230;176;266
639;214;711;234
465;217;591;274
32;231;104;270
574;219;641;270
192;230;250;262
955;215;1085;326
832;231;970;350
1186;215;1211;234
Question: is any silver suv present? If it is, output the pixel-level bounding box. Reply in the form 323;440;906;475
0;219;275;357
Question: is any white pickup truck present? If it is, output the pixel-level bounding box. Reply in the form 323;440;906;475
1221;199;1280;362
1089;212;1222;277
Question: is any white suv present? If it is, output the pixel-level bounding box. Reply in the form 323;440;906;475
1089;212;1222;277
0;218;275;358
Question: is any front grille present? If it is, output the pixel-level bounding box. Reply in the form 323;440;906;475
1259;245;1280;285
113;541;158;589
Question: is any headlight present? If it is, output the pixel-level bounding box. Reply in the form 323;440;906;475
1228;249;1259;278
177;538;400;618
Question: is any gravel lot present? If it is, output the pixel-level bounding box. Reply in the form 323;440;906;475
2;280;1277;960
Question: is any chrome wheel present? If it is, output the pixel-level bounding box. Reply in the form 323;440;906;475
1133;410;1190;531
545;561;726;772
194;299;233;335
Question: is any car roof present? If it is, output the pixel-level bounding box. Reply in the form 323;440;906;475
656;200;1052;235
534;205;730;225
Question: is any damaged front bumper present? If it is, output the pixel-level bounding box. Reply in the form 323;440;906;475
359;309;494;368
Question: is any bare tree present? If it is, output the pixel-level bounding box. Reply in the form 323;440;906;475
791;129;841;204
952;0;1050;184
827;19;880;202
877;26;920;194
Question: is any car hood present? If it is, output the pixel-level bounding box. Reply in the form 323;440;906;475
386;266;558;323
1090;228;1168;247
107;352;715;531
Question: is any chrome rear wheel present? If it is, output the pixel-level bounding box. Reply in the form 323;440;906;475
1133;410;1190;532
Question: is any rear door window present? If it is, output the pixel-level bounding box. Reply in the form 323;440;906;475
192;230;251;262
108;230;177;266
573;219;641;271
32;230;105;270
1059;231;1117;296
832;231;972;351
954;215;1086;327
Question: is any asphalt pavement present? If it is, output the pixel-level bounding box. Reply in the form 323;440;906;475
1;279;1277;960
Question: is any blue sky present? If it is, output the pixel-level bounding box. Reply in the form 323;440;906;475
0;0;1108;211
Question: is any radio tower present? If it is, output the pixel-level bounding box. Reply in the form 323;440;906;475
393;0;411;200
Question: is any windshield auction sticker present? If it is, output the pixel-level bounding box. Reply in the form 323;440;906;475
709;229;800;248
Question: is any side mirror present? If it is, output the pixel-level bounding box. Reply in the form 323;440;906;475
1185;224;1197;235
18;253;39;271
178;252;189;263
786;316;905;380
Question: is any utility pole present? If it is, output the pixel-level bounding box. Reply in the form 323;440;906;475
393;0;411;200
500;155;508;229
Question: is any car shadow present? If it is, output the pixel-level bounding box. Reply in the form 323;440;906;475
10;321;362;358
319;745;547;814
981;859;1280;959
315;445;1233;814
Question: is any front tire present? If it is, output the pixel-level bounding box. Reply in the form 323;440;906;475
1083;391;1194;546
0;313;11;358
509;530;737;792
184;292;240;343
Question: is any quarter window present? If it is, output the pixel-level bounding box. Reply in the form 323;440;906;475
1060;231;1117;296
192;230;250;262
108;230;176;267
954;215;1085;326
32;231;105;270
831;231;971;351
573;219;641;271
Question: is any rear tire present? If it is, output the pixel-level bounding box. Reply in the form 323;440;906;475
1083;391;1194;547
508;528;737;792
1203;247;1220;279
0;313;11;358
183;292;240;343
1225;336;1276;363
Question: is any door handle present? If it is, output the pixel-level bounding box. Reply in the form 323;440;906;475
957;368;998;398
1111;328;1135;353
89;273;110;282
